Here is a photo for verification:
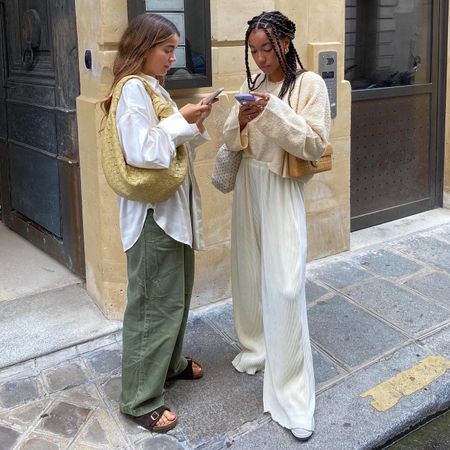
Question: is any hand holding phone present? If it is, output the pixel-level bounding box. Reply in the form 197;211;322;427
234;93;256;105
202;87;224;105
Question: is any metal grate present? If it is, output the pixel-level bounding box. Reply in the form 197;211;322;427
351;94;430;218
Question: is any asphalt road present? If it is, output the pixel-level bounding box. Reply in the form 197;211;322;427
384;410;450;450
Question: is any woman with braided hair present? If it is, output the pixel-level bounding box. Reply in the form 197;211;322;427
223;11;331;441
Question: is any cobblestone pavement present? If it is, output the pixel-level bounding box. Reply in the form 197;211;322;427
0;224;449;449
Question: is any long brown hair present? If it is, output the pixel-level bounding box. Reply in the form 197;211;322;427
101;13;179;114
245;11;305;106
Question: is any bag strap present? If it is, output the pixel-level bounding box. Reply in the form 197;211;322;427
294;72;306;113
110;75;176;122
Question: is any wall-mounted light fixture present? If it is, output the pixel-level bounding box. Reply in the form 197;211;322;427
127;0;212;89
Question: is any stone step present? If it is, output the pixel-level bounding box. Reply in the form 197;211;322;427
0;283;121;369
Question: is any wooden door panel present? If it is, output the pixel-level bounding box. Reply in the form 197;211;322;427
6;0;55;81
8;103;57;153
9;143;61;236
0;0;84;276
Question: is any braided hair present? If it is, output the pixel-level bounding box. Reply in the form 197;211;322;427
245;11;305;106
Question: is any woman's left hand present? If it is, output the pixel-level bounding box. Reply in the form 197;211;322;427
196;99;216;132
251;92;270;110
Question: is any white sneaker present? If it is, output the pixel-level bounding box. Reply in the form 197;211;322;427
291;428;313;441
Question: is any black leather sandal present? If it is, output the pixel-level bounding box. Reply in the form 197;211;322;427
168;357;203;380
125;405;177;433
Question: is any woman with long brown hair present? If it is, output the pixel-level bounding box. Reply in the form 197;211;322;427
223;11;331;441
102;13;214;433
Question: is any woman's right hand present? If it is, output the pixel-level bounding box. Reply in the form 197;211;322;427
238;101;264;130
179;103;210;124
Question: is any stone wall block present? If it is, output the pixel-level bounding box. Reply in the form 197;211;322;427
211;0;275;41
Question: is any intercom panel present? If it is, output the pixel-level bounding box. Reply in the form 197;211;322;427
319;51;337;119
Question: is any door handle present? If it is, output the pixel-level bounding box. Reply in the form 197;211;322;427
21;9;41;70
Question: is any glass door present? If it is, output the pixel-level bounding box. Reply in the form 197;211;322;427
345;0;447;230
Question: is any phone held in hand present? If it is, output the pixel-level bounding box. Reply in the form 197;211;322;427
234;93;256;105
201;87;224;105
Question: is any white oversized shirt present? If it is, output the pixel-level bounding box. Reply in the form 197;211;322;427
115;74;209;251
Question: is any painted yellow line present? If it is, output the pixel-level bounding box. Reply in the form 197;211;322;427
360;355;450;412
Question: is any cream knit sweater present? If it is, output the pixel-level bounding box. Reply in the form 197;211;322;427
223;71;331;178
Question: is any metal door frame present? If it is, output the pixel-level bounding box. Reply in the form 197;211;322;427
0;0;7;219
350;0;447;231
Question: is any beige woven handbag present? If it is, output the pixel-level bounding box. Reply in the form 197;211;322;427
101;75;187;203
283;73;333;178
211;144;243;193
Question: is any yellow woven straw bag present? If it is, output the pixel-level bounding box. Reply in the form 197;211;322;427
101;75;188;203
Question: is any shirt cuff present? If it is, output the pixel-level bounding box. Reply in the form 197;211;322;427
158;111;197;147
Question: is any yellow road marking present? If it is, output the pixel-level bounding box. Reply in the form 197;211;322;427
360;355;450;412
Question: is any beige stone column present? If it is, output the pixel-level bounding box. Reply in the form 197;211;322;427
75;0;129;319
275;0;351;258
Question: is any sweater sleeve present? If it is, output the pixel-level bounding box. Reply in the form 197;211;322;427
223;80;250;152
253;72;331;161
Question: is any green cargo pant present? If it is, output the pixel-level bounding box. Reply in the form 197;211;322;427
120;210;194;416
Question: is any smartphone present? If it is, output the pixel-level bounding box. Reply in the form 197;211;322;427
234;93;256;104
202;87;224;105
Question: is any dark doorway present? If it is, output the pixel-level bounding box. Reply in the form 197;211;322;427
0;0;84;276
345;0;447;231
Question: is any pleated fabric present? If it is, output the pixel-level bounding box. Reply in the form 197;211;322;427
231;157;315;431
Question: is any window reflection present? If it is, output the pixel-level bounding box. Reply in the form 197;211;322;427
345;0;432;90
146;0;208;81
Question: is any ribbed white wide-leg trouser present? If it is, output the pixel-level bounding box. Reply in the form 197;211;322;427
231;157;315;431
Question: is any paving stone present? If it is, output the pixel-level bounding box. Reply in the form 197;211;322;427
76;332;121;356
0;359;35;383
427;224;450;243
306;280;329;305
99;377;147;438
81;417;108;445
231;344;450;450
200;301;237;344
312;348;340;385
43;361;88;393
139;435;185;449
308;295;407;368
405;271;450;309
59;384;103;409
310;261;372;290
100;377;121;404
165;316;264;446
229;420;300;449
0;377;40;408
86;349;122;375
34;347;79;372
0;424;20;450
78;409;127;449
37;401;91;438
353;249;422;278
392;235;450;273
421;326;450;359
7;399;49;427
20;436;60;450
345;279;449;335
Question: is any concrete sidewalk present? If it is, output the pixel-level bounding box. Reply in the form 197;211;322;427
0;216;449;449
